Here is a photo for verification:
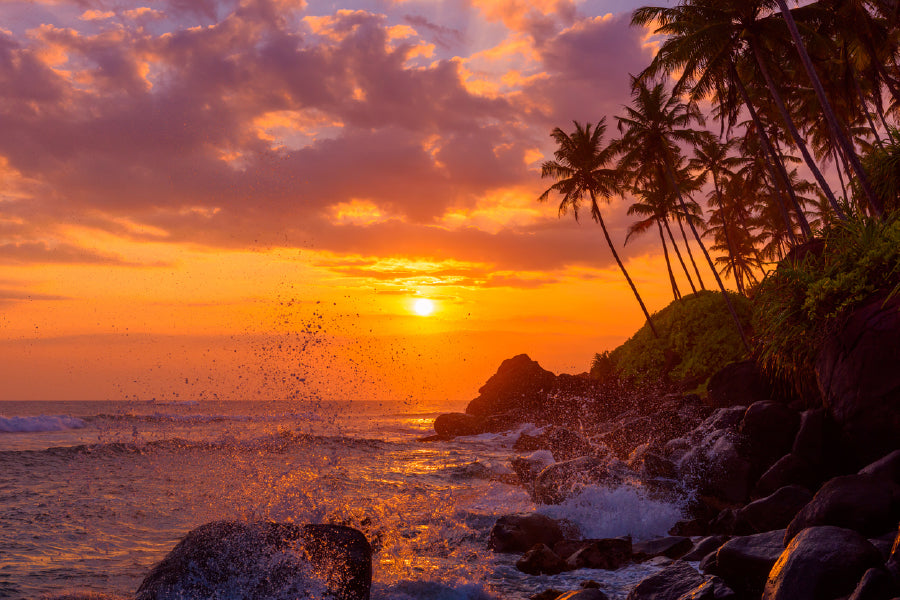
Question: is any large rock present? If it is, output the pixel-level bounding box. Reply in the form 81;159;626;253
488;514;565;553
632;537;693;562
785;473;900;543
675;578;737;600
739;401;800;474
557;591;610;600
682;536;729;562
135;521;371;600
714;529;785;597
859;449;900;484
561;538;632;570
466;354;557;418
514;426;594;462
791;408;842;473
516;544;567;575
433;413;487;437
532;456;618;505
707;361;771;409
762;526;883;600
847;568;897;600
816;295;900;466
734;485;813;535
753;453;819;498
625;561;705;600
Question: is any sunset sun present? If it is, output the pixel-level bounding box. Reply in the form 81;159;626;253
413;298;435;316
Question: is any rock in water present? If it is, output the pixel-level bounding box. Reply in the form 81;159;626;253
135;521;372;600
488;514;565;553
625;561;705;600
465;354;557;418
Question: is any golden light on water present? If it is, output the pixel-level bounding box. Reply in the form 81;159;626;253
413;298;435;316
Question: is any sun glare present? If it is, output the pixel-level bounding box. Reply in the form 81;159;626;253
413;298;435;316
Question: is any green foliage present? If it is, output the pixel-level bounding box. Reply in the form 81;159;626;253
606;290;752;386
753;215;900;396
858;129;900;214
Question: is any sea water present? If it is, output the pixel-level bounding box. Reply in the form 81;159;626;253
0;400;685;600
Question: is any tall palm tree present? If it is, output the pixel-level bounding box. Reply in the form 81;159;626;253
538;120;660;337
616;80;750;350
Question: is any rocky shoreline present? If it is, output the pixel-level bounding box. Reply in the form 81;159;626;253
428;343;900;600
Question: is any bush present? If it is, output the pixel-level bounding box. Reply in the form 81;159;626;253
752;215;900;397
605;290;752;387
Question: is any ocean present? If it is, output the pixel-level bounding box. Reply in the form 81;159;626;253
0;400;686;599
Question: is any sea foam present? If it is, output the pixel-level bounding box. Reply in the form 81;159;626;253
0;415;87;433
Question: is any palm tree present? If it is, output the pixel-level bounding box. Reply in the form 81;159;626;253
616;79;750;350
538;120;660;337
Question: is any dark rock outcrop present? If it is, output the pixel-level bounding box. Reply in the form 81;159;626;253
860;450;900;484
516;544;568;575
816;295;900;467
682;536;729;562
514;427;594;462
739;401;800;475
714;529;786;597
706;361;771;409
847;568;897;600
433;413;487;437
560;538;632;570
631;537;692;562
135;521;371;600
556;590;610;600
784;473;900;543
625;561;705;600
532;456;618;505
753;453;819;498
488;514;565;554
734;485;813;535
466;354;558;418
762;526;883;600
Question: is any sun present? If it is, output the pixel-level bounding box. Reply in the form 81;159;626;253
413;298;435;316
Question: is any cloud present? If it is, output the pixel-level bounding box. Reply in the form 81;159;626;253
0;241;134;265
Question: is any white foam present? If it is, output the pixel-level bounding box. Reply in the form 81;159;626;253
0;415;87;433
538;484;686;541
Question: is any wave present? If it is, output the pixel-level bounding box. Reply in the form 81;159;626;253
0;415;87;433
89;412;327;425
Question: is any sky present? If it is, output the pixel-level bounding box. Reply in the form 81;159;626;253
0;0;697;408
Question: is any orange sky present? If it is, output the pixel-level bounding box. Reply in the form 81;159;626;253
0;0;705;406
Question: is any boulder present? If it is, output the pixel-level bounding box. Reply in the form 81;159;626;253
734;486;813;535
675;577;737;600
739;401;800;474
785;473;900;543
433;413;487;437
706;361;771;409
632;537;693;561
135;521;371;600
753;453;819;499
714;529;786;597
532;456;618;505
792;408;842;472
625;561;705;600
860;450;900;484
816;295;900;467
514;427;594;462
682;536;729;562
516;544;567;576
561;538;632;570
556;591;610;600
847;568;897;600
762;526;883;600
488;514;565;553
511;452;555;489
466;354;557;418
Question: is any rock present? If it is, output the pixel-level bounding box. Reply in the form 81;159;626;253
516;544;568;575
511;452;555;489
532;456;617;505
739;401;800;474
514;427;594;462
847;568;897;600
785;473;900;543
753;453;818;499
762;526;883;600
531;590;564;600
676;577;737;600
734;486;813;535
816;295;900;467
632;537;693;561
669;519;709;537
792;408;842;472
682;536;729;562
626;561;705;600
557;591;610;600
433;413;487;437
707;361;771;409
564;538;632;570
707;509;736;536
860;450;900;484
488;514;565;553
714;529;786;597
135;521;371;600
698;550;717;574
886;524;900;582
466;354;558;418
645;556;674;567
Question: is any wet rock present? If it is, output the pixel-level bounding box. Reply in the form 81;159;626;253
677;577;737;599
625;561;705;600
433;413;487;437
466;354;557;418
714;529;785;597
785;473;900;543
816;295;900;467
532;456;617;505
698;550;717;574
530;590;564;600
739;401;800;474
847;568;897;600
516;544;567;576
706;361;771;409
860;450;900;484
753;453;818;499
135;521;371;600
668;519;709;537
734;485;813;535
638;452;677;479
632;537;693;561
488;514;565;554
682;536;729;562
511;452;555;489
563;538;632;570
557;590;610;600
762;526;883;600
792;409;842;472
707;509;736;536
514;427;594;462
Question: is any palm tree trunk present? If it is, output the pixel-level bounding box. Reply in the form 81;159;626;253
747;35;846;223
712;177;743;296
662;158;750;352
847;58;885;149
832;145;849;207
658;219;681;301
676;217;706;290
663;218;697;294
773;0;885;217
770;132;815;237
589;190;660;338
